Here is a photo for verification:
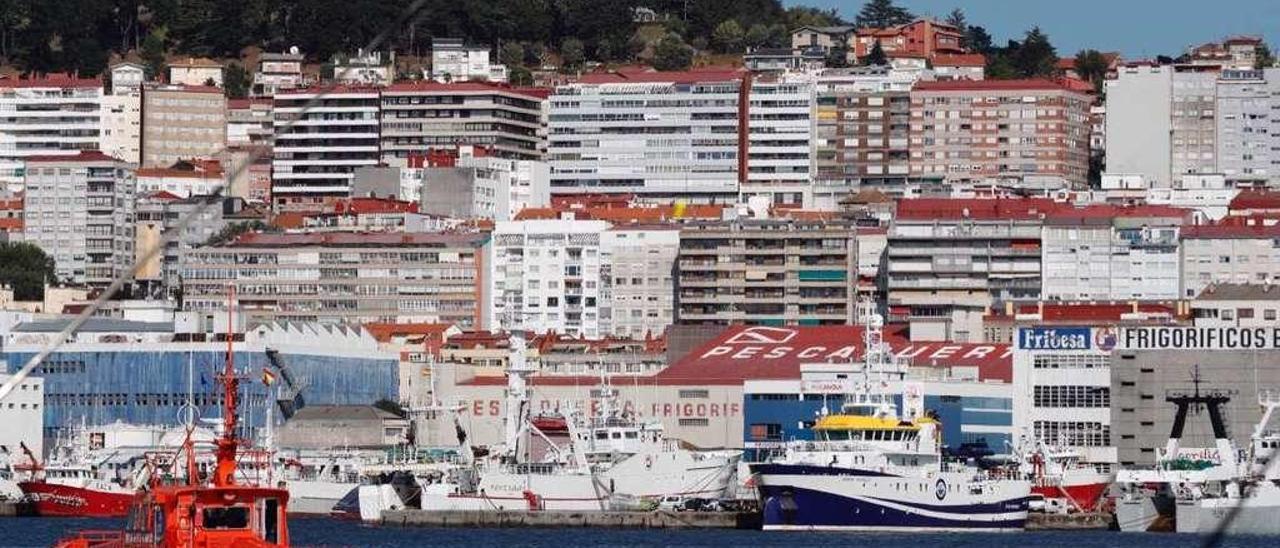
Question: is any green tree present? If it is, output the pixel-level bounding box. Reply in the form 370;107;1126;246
560;37;585;72
855;0;913;29
224;62;249;99
140;29;166;79
966;25;994;55
826;42;850;68
945;8;966;31
785;6;844;29
1074;49;1109;93
523;42;546;67
652;32;693;71
508;65;533;86
863;40;888;66
1256;43;1276;69
985;52;1017;80
204;220;272;246
0;241;55;301
744;24;771;50
499;41;525;68
1013;27;1057;78
711;20;744;53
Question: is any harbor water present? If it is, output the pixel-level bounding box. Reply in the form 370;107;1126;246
0;517;1277;547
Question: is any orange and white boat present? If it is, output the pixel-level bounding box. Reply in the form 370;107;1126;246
56;289;291;547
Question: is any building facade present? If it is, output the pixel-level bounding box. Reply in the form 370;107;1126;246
430;39;506;83
547;70;745;202
1180;223;1280;297
180;232;489;327
21;152;135;287
1215;69;1271;183
600;228;679;338
253;52;307;97
1105;64;1173;187
418;148;550;221
742;79;813;207
226;99;274;147
489;220;610;337
1012;326;1116;471
271;87;381;207
0;74;103;190
141;85;227;168
1040;206;1187;301
380;82;546;162
676;218;860;326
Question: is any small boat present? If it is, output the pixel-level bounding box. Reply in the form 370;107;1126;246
1020;441;1113;513
56;289;292;547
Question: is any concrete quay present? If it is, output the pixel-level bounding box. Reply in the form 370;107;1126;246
1026;512;1113;530
382;509;762;529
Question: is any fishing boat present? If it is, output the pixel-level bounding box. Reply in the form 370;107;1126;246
55;289;291;547
1173;389;1280;535
1020;440;1113;513
751;312;1031;531
1114;368;1240;533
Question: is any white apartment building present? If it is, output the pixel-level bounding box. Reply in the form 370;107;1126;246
599;228;679;338
547;70;745;202
1180;223;1280;297
1190;283;1280;327
380;82;545;162
168;58;225;88
742;79;814;208
430;39;507;83
1172;67;1220;179
490;220;609;337
253;52;307;97
108;63;146;96
0;374;44;458
1216;69;1271;183
0;75;103;191
1041;206;1187;301
1012;326;1117;472
334;49;395;86
21;151;135;287
1105;65;1173;187
100;93;141;165
226;99;273;147
271;87;381;207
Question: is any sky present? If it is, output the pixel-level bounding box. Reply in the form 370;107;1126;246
784;0;1280;59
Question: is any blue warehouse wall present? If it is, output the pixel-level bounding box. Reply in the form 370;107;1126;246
5;349;397;439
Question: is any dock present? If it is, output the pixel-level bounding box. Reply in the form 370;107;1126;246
382;509;762;529
1026;512;1113;530
0;501;35;517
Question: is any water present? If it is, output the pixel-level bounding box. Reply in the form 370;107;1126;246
0;516;1274;547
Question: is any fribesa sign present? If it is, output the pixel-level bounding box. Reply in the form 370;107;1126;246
1119;327;1280;350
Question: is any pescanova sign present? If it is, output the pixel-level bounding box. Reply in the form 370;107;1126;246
1018;327;1092;351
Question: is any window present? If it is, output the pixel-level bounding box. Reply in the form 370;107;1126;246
749;423;783;441
678;418;709;427
678;389;709;399
203;506;250;529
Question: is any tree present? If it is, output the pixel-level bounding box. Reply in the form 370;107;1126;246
1256;43;1276;69
224;62;249;99
1012;27;1058;78
652;32;693;71
825;42;850;69
966;25;994;55
523;42;546;68
711;20;744;53
945;8;967;32
744;24;771;50
140;29;166;79
855;0;913;29
560;37;585;72
204;220;272;246
785;6;844;29
508;65;533;86
499;41;524;68
863;40;887;66
1074;49;1110;93
0;242;55;301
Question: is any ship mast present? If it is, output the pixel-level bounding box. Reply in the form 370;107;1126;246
214;284;241;487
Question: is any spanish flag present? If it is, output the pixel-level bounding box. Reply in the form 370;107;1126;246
262;368;276;386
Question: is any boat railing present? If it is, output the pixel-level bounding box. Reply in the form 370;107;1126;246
796;440;912;454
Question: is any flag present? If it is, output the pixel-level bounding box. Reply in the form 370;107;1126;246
261;368;276;386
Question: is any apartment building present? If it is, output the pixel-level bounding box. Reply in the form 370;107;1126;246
490;219;610;337
600;228;679;338
1216;69;1271;183
430;38;507;83
380;82;546;163
227;99;273;147
21;151;135;287
100;64;143;165
0;74;102;190
135;160;225;198
1190;283;1280;326
676;218;861;326
887;199;1054;342
909;79;1093;188
253;52;307;97
1105;64;1173;186
1171;66;1220;179
271;87;381;208
180;232;489;326
168;58;224;88
141;84;227;168
1041;205;1188;301
547;69;746;202
135;194;249;293
742;79;813;207
814;68;914;188
852;19;966;60
418;146;550;221
1181;223;1280;297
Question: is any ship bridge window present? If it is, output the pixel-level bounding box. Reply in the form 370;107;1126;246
258;499;280;544
203;506;250;529
625;431;638;439
595;432;608;440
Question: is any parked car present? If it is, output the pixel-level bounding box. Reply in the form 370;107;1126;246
657;496;685;512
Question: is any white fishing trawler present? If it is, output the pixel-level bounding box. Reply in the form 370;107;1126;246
358;335;740;518
751;311;1031;531
1173;389;1280;535
1114;368;1241;533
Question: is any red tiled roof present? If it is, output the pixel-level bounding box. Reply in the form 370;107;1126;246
933;53;986;67
384;80;551;100
149;84;224;94
228;231;487;247
895;198;1065;221
1044;204;1190;223
142;190;184;201
576;68;745;85
0;198;21;211
364;322;456;343
1229;190;1280;210
1182;223;1280;239
333;197;418;215
0;218;21;231
1;73;102;89
514;204;728;223
227;98;271;109
24;150;119;163
913;78;1087;92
